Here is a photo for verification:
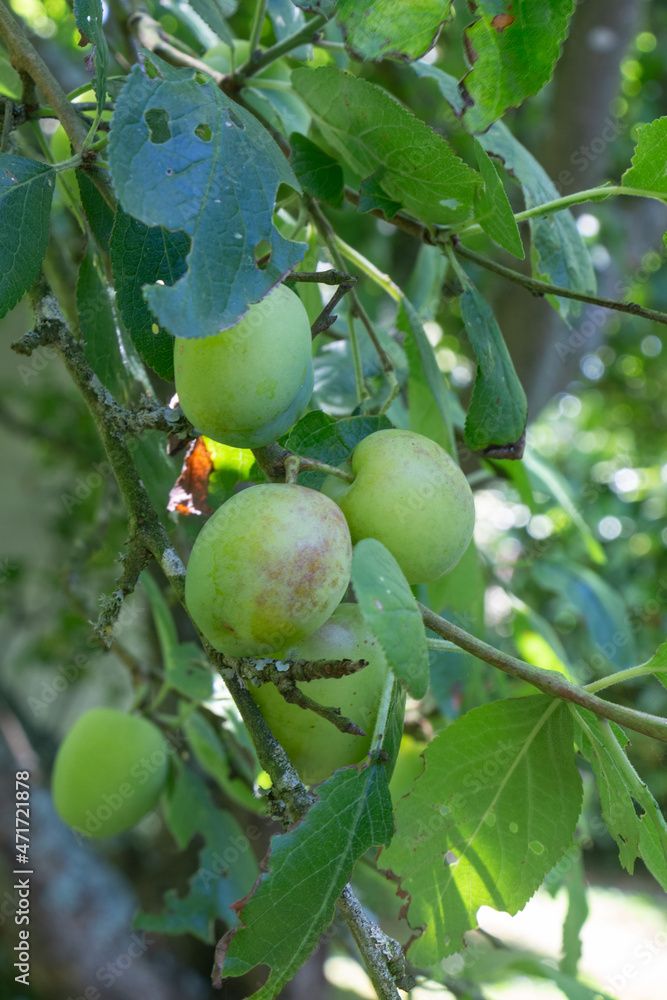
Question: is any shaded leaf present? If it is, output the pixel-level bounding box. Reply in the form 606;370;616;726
110;209;189;381
351;539;429;699
460;0;575;133
380;697;582;964
458;275;527;452
285;411;392;489
77;247;133;403
643;640;667;691
215;764;394;995
77;170;115;254
292;66;480;226
532;560;636;670
108;56;305;339
289;132;344;208
73;0;109;108
357;172;402;218
0;156;54;318
337;0;453;62
398;297;454;453
189;0;234;44
184;711;259;812
135;765;259;941
473;138;524;258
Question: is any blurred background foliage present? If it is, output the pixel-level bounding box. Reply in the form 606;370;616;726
1;0;667;998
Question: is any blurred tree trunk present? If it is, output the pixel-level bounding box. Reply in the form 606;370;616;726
493;0;643;416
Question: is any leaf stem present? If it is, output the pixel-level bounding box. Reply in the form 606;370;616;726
236;12;328;81
584;663;667;694
247;0;270;62
458;183;667;238
419;603;667;744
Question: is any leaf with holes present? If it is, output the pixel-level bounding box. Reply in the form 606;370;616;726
380;697;582;964
460;0;575;133
336;0;453;62
0;156;55;318
573;708;667;891
108;55;305;339
110;209;190;381
214;764;394;996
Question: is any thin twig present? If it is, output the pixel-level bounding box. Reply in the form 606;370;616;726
336;885;405;1000
419;604;667;744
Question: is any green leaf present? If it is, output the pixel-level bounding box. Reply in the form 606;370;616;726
381;696;582;964
184;711;259;812
284;411;393;489
110;209;190;381
217;764;394;995
642;640;667;691
532;560;636;670
473;138;524;258
167;643;214;702
478;122;596;321
411;59;463;113
76;170;115;254
73;0;109;109
351;539;429;699
621;116;667;195
127;430;183;524
289;132;344;208
188;0;234;44
460;0;575;133
336;0;453;62
559;850;588;977
77;247;133;404
357;173;402;218
458;276;527;452
108;57;305;339
0;156;55;318
136;765;259;942
398;297;454;453
522;448;606;564
292;66;480;226
574;708;667;891
140;570;178;654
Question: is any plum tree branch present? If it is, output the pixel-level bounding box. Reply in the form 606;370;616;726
419;604;667;744
342;186;667;328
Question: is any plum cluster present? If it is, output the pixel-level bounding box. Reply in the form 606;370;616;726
178;284;475;782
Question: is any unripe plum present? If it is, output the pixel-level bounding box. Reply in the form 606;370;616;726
322;429;475;584
185;484;352;656
174;283;313;448
52;708;169;838
250;604;389;784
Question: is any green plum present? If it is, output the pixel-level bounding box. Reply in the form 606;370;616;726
322;429;475;584
250;604;389;784
174;283;313;448
52;708;169;838
185;484;352;656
